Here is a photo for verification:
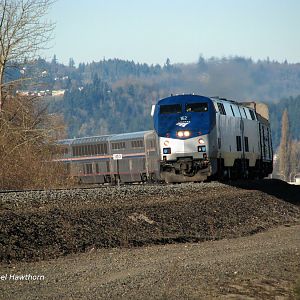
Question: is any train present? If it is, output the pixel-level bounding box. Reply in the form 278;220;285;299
56;94;273;184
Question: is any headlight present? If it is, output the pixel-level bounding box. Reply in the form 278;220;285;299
177;131;184;137
177;131;190;138
198;138;205;144
183;131;190;137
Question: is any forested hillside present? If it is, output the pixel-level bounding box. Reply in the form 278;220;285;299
269;95;300;148
15;56;300;147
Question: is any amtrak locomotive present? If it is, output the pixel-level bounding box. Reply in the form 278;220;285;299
57;94;273;184
152;94;273;183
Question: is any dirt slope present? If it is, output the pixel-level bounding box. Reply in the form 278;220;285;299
1;224;299;299
0;180;299;263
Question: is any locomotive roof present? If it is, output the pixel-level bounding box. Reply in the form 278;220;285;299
158;94;211;105
158;94;269;122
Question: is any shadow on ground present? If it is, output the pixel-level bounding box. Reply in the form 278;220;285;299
225;179;300;206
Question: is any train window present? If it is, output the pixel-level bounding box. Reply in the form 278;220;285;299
217;103;226;115
160;104;181;114
76;146;81;156
72;146;76;156
95;143;107;154
106;161;110;172
96;144;101;154
185;103;208;112
84;164;93;174
244;137;249;152
95;164;100;173
91;145;96;155
112;142;126;150
236;136;242;151
87;145;91;155
242;108;248;119
249;110;256;120
131;140;144;148
230;105;235;116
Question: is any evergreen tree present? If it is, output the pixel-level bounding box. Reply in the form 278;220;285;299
51;54;57;65
69;58;75;68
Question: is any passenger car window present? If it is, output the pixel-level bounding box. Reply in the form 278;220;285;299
160;104;182;114
185;103;208;112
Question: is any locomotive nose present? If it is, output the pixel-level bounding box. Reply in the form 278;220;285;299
160;135;208;161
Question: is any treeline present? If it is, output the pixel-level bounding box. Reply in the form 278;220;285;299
21;56;300;101
43;57;300;149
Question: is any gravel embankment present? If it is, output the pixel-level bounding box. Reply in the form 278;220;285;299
0;179;299;263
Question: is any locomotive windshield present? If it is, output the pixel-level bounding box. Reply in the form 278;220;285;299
185;103;208;112
160;104;181;114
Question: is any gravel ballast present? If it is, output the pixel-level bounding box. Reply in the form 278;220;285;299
0;179;299;263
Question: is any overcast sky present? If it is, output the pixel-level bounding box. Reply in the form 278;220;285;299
46;0;300;65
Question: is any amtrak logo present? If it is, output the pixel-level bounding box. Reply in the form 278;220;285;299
176;116;190;127
176;121;190;127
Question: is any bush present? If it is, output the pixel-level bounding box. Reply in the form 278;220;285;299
0;95;71;190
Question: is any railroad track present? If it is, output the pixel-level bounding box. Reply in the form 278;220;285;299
0;182;167;194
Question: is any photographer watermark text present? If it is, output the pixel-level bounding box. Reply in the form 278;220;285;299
1;274;45;281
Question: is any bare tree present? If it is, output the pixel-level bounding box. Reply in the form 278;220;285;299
0;94;70;189
278;109;291;181
0;0;55;111
289;140;300;182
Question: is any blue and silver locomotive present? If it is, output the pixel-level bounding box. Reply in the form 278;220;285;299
152;94;273;183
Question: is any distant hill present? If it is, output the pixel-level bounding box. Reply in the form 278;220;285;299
11;56;300;147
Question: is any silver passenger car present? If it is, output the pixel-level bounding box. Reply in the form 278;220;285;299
56;131;160;184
